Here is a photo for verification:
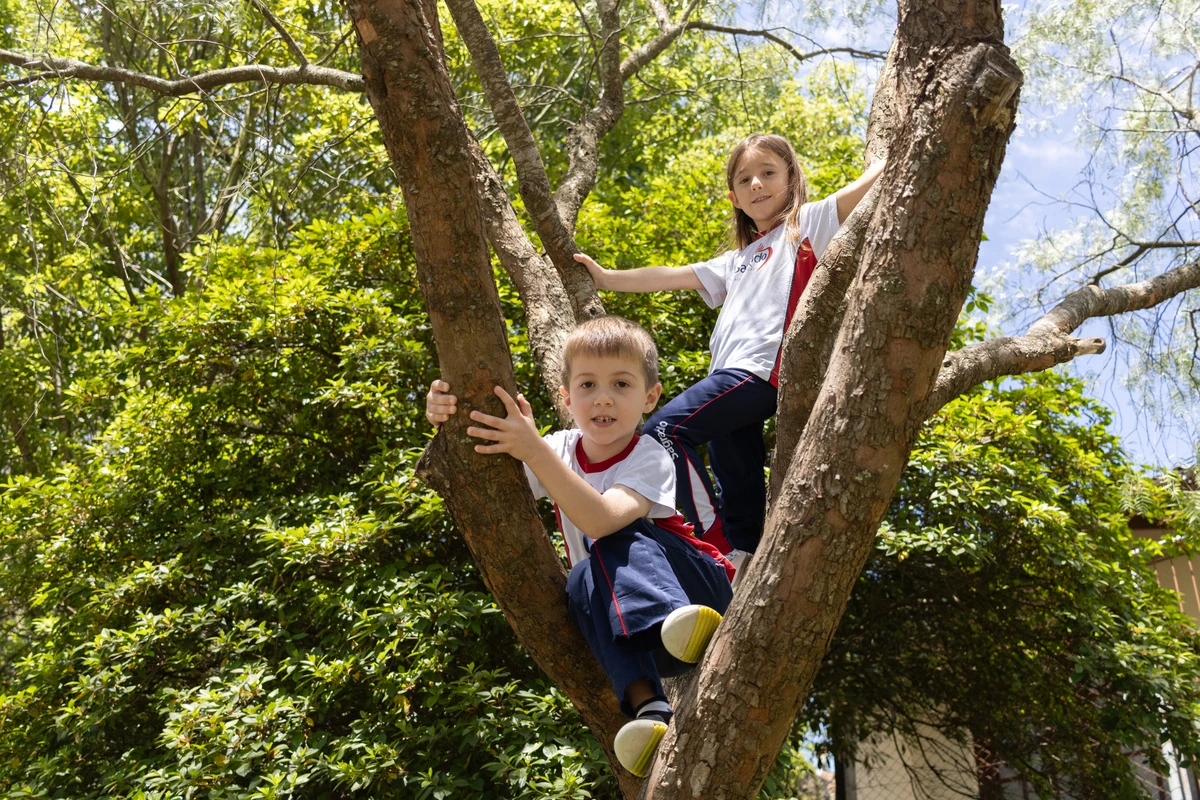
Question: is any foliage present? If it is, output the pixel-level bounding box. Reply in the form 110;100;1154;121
0;212;617;799
808;372;1200;797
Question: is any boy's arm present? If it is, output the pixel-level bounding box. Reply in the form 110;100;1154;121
575;253;703;293
467;386;653;539
835;158;887;224
524;448;653;539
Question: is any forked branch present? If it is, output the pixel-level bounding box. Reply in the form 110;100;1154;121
924;258;1200;418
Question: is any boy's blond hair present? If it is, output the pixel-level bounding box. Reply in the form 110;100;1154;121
561;316;659;388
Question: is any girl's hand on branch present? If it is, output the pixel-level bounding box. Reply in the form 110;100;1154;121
574;253;609;290
425;380;457;425
467;386;543;463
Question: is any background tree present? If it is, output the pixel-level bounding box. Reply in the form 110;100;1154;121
1007;0;1200;457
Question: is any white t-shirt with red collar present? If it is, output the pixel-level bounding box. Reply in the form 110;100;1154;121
523;429;677;567
689;195;841;386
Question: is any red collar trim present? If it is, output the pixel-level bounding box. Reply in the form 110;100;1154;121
576;434;639;473
754;221;783;241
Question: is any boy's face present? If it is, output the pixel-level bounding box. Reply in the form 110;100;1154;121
728;145;790;230
561;353;662;454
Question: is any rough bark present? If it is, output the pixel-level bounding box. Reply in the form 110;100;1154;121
468;136;575;422
339;1;637;794
640;2;1020;795
865;38;902;164
769;182;881;502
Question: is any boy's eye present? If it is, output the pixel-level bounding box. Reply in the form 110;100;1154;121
615;381;630;388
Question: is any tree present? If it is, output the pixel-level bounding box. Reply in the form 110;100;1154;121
1006;0;1200;453
3;0;1200;796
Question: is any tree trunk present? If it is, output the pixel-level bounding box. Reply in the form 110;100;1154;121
340;0;638;794
638;2;1020;795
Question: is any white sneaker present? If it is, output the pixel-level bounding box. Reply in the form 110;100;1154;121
614;718;668;777
661;604;723;663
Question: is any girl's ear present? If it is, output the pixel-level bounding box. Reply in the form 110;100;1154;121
727;189;740;209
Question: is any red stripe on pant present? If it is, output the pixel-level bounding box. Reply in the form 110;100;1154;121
593;540;629;636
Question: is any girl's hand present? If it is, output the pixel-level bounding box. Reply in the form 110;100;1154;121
467;386;543;463
426;380;458;425
574;253;609;290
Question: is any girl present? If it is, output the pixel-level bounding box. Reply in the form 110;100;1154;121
576;133;885;571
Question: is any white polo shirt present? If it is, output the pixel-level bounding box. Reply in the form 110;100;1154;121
689;195;841;385
524;430;677;566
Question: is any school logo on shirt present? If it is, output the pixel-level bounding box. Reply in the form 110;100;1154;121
734;243;772;275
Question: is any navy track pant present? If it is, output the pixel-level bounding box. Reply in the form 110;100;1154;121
643;368;778;554
566;519;733;717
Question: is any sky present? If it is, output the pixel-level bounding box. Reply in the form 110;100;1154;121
740;0;1199;470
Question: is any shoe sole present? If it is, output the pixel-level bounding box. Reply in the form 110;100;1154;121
615;719;667;777
661;605;722;663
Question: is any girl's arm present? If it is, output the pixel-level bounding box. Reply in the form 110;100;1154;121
575;253;703;293
835;158;888;224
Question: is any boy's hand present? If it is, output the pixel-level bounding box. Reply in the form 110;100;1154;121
467;386;543;463
426;380;457;425
574;253;609;290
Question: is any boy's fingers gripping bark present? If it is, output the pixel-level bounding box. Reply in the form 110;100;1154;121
492;385;521;414
425;379;457;425
468;410;507;429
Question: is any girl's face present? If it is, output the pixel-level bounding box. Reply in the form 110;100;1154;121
728;146;791;231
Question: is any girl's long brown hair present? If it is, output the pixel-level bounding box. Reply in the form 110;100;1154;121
724;134;809;251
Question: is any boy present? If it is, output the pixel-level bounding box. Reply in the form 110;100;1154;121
425;316;733;777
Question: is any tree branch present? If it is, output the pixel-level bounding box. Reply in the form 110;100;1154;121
552;0;627;232
923;258;1200;418
619;0;703;81
683;22;887;65
770;182;882;502
468;135;576;423
343;1;637;793
247;0;310;66
1089;240;1200;284
1030;257;1200;338
642;2;1021;790
0;48;364;94
441;0;600;321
